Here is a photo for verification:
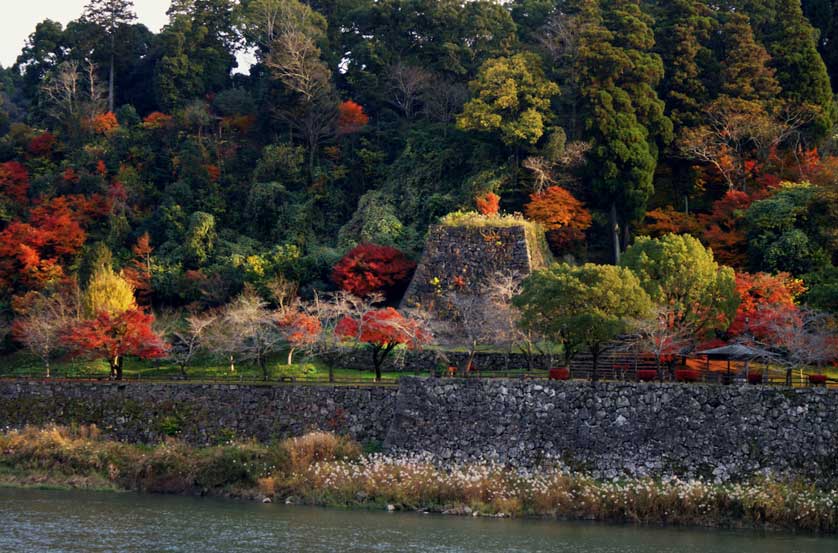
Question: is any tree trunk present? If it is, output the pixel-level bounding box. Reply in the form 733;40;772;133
114;356;123;380
108;51;115;113
372;348;383;382
260;357;269;381
512;146;520;190
45;358;50;379
621;221;631;252
609;203;620;265
287;347;296;366
522;341;534;371
229;355;235;373
463;343;477;378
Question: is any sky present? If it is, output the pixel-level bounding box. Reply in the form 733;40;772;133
0;1;171;67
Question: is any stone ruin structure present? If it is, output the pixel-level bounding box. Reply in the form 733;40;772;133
401;220;551;341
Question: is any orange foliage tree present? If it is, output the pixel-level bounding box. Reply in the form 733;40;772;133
0;223;64;290
332;244;416;300
728;271;804;340
638;206;701;237
524;186;591;251
63;308;167;379
337;100;369;135
475;191;500;216
92;112;119;134
698;191;758;268
122;233;154;306
335;307;430;381
0;194;107;291
142;111;173;129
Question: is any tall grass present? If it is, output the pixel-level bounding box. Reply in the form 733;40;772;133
283;431;361;474
287;454;838;531
1;426;836;532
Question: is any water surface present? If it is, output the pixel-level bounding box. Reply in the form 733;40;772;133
1;488;835;552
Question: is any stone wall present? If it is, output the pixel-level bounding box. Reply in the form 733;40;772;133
385;378;838;481
0;380;397;445
3;378;838;481
401;223;549;321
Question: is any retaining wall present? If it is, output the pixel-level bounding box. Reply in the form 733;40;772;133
384;378;838;481
0;380;397;445
2;378;837;481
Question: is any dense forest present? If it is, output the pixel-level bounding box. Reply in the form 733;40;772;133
1;0;838;363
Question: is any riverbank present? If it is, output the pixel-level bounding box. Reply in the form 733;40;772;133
2;426;837;533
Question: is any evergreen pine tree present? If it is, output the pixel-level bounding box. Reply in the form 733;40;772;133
82;0;137;113
575;0;672;263
718;12;781;103
653;0;714;130
765;0;836;134
650;0;715;214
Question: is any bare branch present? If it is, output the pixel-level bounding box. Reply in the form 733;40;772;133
387;62;432;119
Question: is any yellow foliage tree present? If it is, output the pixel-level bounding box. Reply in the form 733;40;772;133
83;266;137;318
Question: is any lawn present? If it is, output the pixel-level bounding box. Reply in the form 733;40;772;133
0;351;554;384
0;352;404;383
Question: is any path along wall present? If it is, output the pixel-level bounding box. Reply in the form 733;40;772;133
2;378;837;481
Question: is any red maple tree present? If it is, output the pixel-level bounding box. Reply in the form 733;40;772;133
728;272;804;340
698;190;759;268
332;244;416;300
335;307;429;381
475;192;500;216
63;308;167;379
205;164;221;182
62;167;80;183
276;310;322;365
29;196;91;256
0;194;107;291
27;133;57;157
337;100;369;135
0;161;30;205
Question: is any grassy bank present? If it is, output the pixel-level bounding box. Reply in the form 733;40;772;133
1;426;836;533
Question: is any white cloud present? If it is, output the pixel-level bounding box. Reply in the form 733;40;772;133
0;1;251;74
1;1;170;68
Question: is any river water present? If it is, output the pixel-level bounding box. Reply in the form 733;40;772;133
1;488;836;553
